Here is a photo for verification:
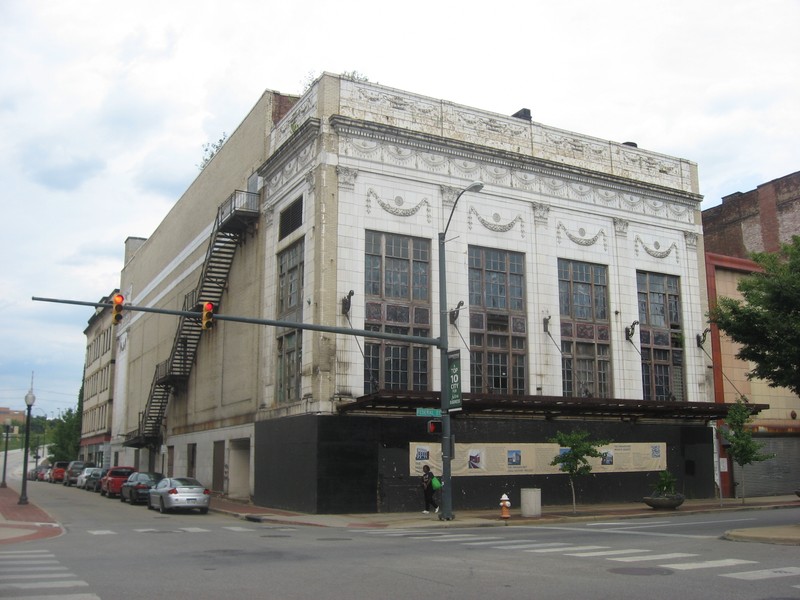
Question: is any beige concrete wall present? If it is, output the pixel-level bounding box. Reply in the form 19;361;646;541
117;90;281;448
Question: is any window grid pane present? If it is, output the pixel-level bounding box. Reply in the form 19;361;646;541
559;259;611;398
469;246;527;395
364;231;431;392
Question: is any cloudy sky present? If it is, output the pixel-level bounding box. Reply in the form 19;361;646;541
1;0;798;417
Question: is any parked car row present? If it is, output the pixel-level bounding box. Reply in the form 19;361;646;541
56;465;211;514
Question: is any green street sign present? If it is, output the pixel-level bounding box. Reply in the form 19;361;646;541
416;408;442;417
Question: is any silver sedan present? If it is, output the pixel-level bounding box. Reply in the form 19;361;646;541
147;477;211;514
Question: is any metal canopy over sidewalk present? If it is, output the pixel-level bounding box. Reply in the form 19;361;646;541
339;390;768;423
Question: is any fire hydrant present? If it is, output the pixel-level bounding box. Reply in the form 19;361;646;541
499;493;511;524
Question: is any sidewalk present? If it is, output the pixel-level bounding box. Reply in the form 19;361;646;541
0;484;63;545
1;482;798;545
209;493;800;544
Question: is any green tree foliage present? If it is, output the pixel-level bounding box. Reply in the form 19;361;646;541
550;429;611;514
722;396;774;503
47;409;80;461
46;385;83;462
710;236;800;397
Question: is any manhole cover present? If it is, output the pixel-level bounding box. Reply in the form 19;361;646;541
608;567;673;576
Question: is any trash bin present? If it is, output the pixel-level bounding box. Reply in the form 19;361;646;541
521;488;541;517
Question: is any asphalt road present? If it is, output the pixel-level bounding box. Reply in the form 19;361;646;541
3;478;800;600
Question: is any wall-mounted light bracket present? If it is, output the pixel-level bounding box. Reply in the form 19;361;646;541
449;300;464;325
341;290;354;316
625;320;639;341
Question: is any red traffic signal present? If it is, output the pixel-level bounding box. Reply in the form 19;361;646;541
111;294;124;326
427;420;442;434
201;302;215;330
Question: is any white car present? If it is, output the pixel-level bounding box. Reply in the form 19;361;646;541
75;467;96;489
147;477;211;514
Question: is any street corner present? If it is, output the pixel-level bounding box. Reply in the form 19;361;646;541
0;522;63;545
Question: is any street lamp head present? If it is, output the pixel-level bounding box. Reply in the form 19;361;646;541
24;390;36;408
464;181;484;194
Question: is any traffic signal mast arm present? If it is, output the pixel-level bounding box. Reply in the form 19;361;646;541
31;296;440;347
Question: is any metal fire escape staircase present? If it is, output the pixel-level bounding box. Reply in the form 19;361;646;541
124;190;259;449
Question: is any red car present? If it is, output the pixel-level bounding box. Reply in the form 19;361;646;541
49;461;69;484
100;466;136;498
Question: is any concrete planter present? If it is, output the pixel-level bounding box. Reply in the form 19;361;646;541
643;494;685;510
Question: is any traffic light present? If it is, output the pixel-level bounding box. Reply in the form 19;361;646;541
111;294;124;326
427;420;442;434
201;302;215;330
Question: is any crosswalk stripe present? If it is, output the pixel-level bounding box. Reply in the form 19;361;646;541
0;573;78;581
0;566;68;573
428;535;487;543
135;528;159;532
7;580;89;590
722;567;800;580
460;538;512;545
567;549;649;557
493;542;567;550
0;550;52;555
526;545;608;554
2;595;101;600
224;527;256;532
87;530;116;535
661;559;757;570
610;553;697;562
179;527;211;533
0;560;59;565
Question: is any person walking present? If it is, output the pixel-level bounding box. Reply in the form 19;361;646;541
421;465;439;514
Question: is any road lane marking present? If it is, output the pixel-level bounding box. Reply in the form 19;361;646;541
567;549;649;557
526;545;608;554
721;566;800;580
610;553;697;562
660;559;757;570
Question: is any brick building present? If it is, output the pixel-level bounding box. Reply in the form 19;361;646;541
702;170;800;497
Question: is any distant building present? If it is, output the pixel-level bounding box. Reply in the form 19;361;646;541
81;289;124;467
702;170;800;497
0;407;26;425
102;73;745;513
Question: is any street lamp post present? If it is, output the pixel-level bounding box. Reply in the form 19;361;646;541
18;388;36;505
438;180;483;521
1;423;10;488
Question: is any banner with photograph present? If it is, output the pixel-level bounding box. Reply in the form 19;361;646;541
410;441;666;476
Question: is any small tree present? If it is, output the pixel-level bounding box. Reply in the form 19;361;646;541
197;132;228;170
722;396;774;503
550;429;611;514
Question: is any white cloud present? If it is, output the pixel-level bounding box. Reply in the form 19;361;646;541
0;0;798;413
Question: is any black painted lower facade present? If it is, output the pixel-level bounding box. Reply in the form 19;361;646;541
254;414;715;514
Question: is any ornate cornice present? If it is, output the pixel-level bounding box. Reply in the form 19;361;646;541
330;116;699;225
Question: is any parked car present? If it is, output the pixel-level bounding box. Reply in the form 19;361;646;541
41;466;52;482
86;468;107;492
100;466;135;498
64;461;95;486
49;461;69;484
75;467;96;489
147;477;211;514
120;472;164;504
